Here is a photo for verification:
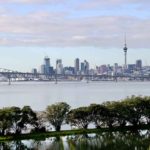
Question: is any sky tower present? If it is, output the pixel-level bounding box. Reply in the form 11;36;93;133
123;35;128;69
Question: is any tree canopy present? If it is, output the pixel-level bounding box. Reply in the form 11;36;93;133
46;102;70;131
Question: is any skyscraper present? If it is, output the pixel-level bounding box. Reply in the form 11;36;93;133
81;62;85;74
136;59;142;70
41;56;53;75
44;56;50;75
74;58;80;74
44;56;50;67
80;60;89;75
56;59;63;75
84;60;89;75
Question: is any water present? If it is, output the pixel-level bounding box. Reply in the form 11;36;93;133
0;81;150;110
1;81;150;149
1;131;150;150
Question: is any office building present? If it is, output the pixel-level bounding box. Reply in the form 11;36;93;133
74;58;80;74
136;60;142;70
56;59;63;74
41;56;53;75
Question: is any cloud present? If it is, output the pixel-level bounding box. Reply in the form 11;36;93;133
0;0;149;48
77;0;150;11
0;10;149;49
0;0;65;4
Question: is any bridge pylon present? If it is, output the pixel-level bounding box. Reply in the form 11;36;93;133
8;73;11;85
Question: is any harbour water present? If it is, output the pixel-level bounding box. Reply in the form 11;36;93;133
0;81;150;110
1;81;150;149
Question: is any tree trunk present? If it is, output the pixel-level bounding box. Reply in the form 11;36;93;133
55;126;61;131
2;129;5;135
83;124;88;129
96;125;101;129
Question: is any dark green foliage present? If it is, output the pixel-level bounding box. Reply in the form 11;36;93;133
21;106;38;128
0;106;38;135
88;104;107;128
12;106;38;134
46;102;70;131
0;108;12;135
66;106;90;129
0;96;150;135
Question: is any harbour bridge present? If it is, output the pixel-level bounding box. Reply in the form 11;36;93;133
0;68;150;85
0;68;44;85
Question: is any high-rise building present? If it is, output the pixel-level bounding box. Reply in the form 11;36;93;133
44;56;50;67
80;60;89;75
41;56;53;75
56;59;62;65
81;62;85;74
41;64;46;74
136;60;142;70
44;56;51;75
64;67;74;75
84;60;89;75
114;63;118;74
56;59;63;75
74;58;80;74
32;68;37;74
128;64;136;73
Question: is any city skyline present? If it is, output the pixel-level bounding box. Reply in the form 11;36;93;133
29;56;148;81
0;1;149;71
35;56;144;76
0;47;149;72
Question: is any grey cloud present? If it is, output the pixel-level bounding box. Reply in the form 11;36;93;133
0;11;149;48
0;0;65;4
77;0;150;10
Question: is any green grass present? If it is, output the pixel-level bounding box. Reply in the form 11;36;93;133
0;124;150;141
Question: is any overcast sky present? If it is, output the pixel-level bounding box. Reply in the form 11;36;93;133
0;0;150;71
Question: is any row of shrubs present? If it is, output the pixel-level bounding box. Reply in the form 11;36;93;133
0;96;150;135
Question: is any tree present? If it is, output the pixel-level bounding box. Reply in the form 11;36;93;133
135;96;150;125
20;106;38;132
0;108;12;135
10;106;22;134
102;101;119;128
31;111;47;133
88;104;107;128
110;102;127;127
121;96;143;127
66;107;90;129
46;102;70;131
22;106;37;124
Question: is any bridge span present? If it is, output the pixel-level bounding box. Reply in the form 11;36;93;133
0;68;150;85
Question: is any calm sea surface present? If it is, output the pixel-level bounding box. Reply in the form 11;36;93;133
0;81;150;110
1;81;150;149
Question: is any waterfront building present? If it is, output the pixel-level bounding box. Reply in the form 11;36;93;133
44;56;51;75
74;58;80;75
32;68;37;74
113;63;118;74
84;60;89;75
136;60;142;70
44;56;50;67
56;59;63;75
128;64;136;73
100;65;108;75
81;62;85;74
41;64;46;74
64;67;74;75
41;57;54;75
49;66;54;75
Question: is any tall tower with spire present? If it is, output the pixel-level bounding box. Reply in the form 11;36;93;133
123;34;128;69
